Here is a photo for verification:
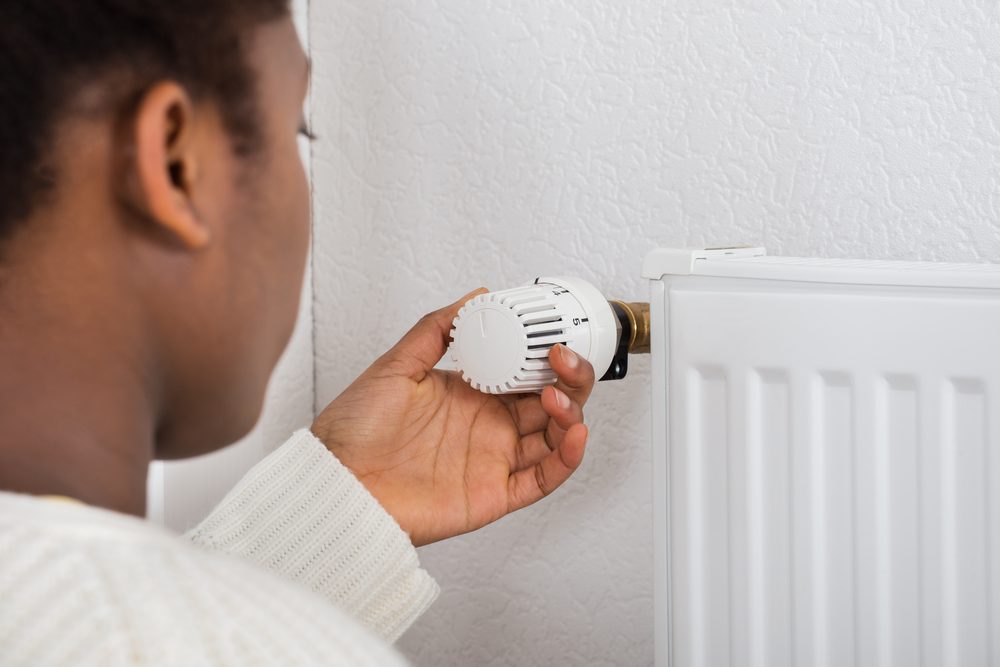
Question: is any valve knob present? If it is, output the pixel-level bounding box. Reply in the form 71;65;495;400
449;276;620;395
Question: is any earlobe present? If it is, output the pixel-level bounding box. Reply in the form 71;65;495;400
119;82;211;249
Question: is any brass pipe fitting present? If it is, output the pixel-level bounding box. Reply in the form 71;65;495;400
609;300;651;354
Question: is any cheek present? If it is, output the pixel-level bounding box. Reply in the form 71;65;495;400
226;144;310;357
266;143;311;339
287;149;311;265
277;148;310;301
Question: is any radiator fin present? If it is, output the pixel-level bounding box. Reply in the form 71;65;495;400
670;367;998;667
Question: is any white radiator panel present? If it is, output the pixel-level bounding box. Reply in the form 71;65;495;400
648;251;1000;667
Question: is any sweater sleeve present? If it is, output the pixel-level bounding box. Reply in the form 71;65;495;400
184;429;439;643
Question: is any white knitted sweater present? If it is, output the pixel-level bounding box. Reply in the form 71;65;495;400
0;429;440;666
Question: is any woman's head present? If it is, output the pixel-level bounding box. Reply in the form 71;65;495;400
0;2;311;457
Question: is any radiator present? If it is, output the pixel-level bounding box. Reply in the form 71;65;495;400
644;248;1000;667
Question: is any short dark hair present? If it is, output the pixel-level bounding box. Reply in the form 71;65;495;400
0;0;290;244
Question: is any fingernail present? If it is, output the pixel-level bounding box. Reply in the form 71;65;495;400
553;386;571;409
560;345;579;369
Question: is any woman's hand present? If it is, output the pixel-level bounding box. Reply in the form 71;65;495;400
311;289;596;547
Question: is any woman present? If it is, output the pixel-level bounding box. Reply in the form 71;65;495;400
0;2;594;664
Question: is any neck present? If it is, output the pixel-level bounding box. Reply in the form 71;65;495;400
0;382;155;515
0;230;158;516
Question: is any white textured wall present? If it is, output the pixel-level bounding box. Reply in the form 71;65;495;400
309;1;1000;665
150;0;315;531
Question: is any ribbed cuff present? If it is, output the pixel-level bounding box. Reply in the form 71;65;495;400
185;429;439;642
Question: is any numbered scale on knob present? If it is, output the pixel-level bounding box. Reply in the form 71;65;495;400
448;276;621;395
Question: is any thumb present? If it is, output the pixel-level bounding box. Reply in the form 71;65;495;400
377;287;489;382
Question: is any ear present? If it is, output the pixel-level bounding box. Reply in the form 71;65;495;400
119;82;211;249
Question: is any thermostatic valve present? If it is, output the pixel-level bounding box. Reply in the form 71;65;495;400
448;276;649;395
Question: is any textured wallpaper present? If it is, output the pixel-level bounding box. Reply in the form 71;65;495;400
309;1;1000;664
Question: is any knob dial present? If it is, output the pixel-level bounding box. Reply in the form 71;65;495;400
449;276;619;394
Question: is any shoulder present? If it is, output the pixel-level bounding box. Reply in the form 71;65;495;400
0;492;408;666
